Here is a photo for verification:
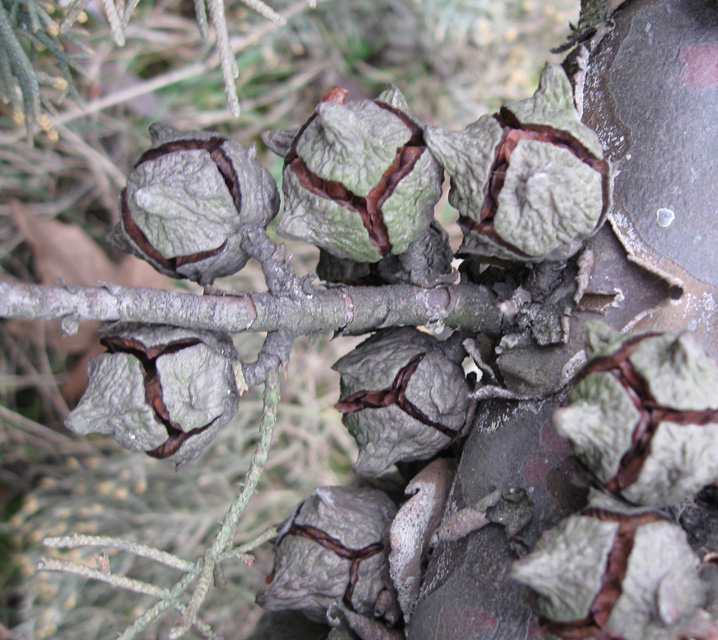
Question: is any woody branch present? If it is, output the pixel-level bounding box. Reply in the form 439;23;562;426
0;280;502;338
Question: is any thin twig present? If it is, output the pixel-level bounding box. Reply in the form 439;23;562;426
241;227;308;297
59;0;91;33
170;550;215;639
33;324;71;418
0;403;72;445
0;323;70;421
194;0;209;37
171;369;281;638
121;0;142;28
100;0;126;45
37;557;171;599
241;0;286;25
242;330;294;388
43;534;196;572
116;571;198;640
222;525;278;559
54;123;128;189
206;0;239;116
187;61;326;130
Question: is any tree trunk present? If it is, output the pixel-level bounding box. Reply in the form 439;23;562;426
408;1;718;637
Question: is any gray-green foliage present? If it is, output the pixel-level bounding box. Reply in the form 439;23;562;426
0;0;285;133
0;0;85;132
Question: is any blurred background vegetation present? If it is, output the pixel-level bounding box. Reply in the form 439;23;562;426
0;0;577;637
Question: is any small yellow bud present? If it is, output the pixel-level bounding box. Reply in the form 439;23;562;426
47;523;68;537
79;520;98;534
38;114;51;129
37;609;55;625
55;507;72;520
71;482;86;494
22;495;40;515
37;581;59;602
67;549;83;561
97;481;114;495
37;623;58;640
28;529;44;544
112;486;129;500
19;555;34;576
39;114;59;142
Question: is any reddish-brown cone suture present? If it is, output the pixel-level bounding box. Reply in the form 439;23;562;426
458;110;611;259
284;87;426;256
573;333;718;494
281;522;384;611
335;353;459;439
119;135;242;271
541;507;667;640
100;335;215;459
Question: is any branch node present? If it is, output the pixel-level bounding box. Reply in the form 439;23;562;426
57;277;79;293
99;280;124;295
300;273;317;297
60;313;80;336
232;361;249;395
337;288;355;330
